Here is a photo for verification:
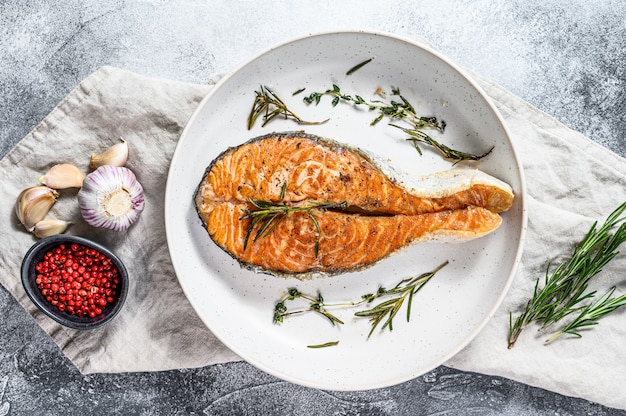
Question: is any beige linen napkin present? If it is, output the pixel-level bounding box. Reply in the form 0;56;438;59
0;66;240;372
447;71;626;410
2;64;626;410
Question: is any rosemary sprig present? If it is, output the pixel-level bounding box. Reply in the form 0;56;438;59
307;341;340;348
346;58;374;75
303;85;488;162
272;261;448;339
247;85;328;129
394;124;493;163
545;287;626;344
240;198;348;256
355;261;448;338
508;201;626;348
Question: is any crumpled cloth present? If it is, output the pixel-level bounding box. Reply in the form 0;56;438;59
2;61;626;410
0;67;240;371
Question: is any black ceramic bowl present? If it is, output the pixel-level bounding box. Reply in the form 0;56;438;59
21;234;129;330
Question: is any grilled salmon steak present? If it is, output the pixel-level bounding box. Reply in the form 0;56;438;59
194;132;514;275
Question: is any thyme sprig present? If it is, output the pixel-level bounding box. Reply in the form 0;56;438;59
247;85;328;129
273;288;345;326
273;261;448;338
303;85;488;162
240;198;348;256
304;85;444;129
508;201;626;348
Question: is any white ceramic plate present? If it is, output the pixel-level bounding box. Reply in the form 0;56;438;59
165;31;526;390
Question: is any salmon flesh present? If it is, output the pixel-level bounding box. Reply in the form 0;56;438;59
194;132;514;275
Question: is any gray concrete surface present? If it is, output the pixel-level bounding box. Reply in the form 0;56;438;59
2;1;626;414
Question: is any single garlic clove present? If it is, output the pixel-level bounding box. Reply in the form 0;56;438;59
33;219;72;238
78;165;145;231
39;163;85;189
90;138;129;169
15;186;59;231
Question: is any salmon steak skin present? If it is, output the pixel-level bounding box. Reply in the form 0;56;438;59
194;132;514;276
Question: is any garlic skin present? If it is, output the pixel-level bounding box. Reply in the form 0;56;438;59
90;138;129;169
78;165;145;231
33;219;71;238
39;163;85;189
15;186;59;231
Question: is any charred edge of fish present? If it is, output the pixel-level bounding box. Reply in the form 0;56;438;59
232;131;390;175
194;170;207;230
237;254;381;279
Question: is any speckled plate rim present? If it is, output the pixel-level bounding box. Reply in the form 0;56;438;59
165;30;527;390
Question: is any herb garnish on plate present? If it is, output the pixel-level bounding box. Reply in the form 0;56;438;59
273;261;448;339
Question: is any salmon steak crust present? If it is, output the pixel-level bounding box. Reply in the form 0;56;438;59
194;132;514;276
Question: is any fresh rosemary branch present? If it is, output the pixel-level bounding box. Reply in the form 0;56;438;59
355;261;448;338
303;85;489;162
393;124;493;163
508;201;626;348
272;261;448;339
240;198;348;256
247;85;328;129
545;287;626;344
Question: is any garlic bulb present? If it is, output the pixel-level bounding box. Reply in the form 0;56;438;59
15;186;59;231
39;163;85;189
90;138;129;169
78;165;145;231
33;219;71;238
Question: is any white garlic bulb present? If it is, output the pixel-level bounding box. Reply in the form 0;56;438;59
78;165;145;231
